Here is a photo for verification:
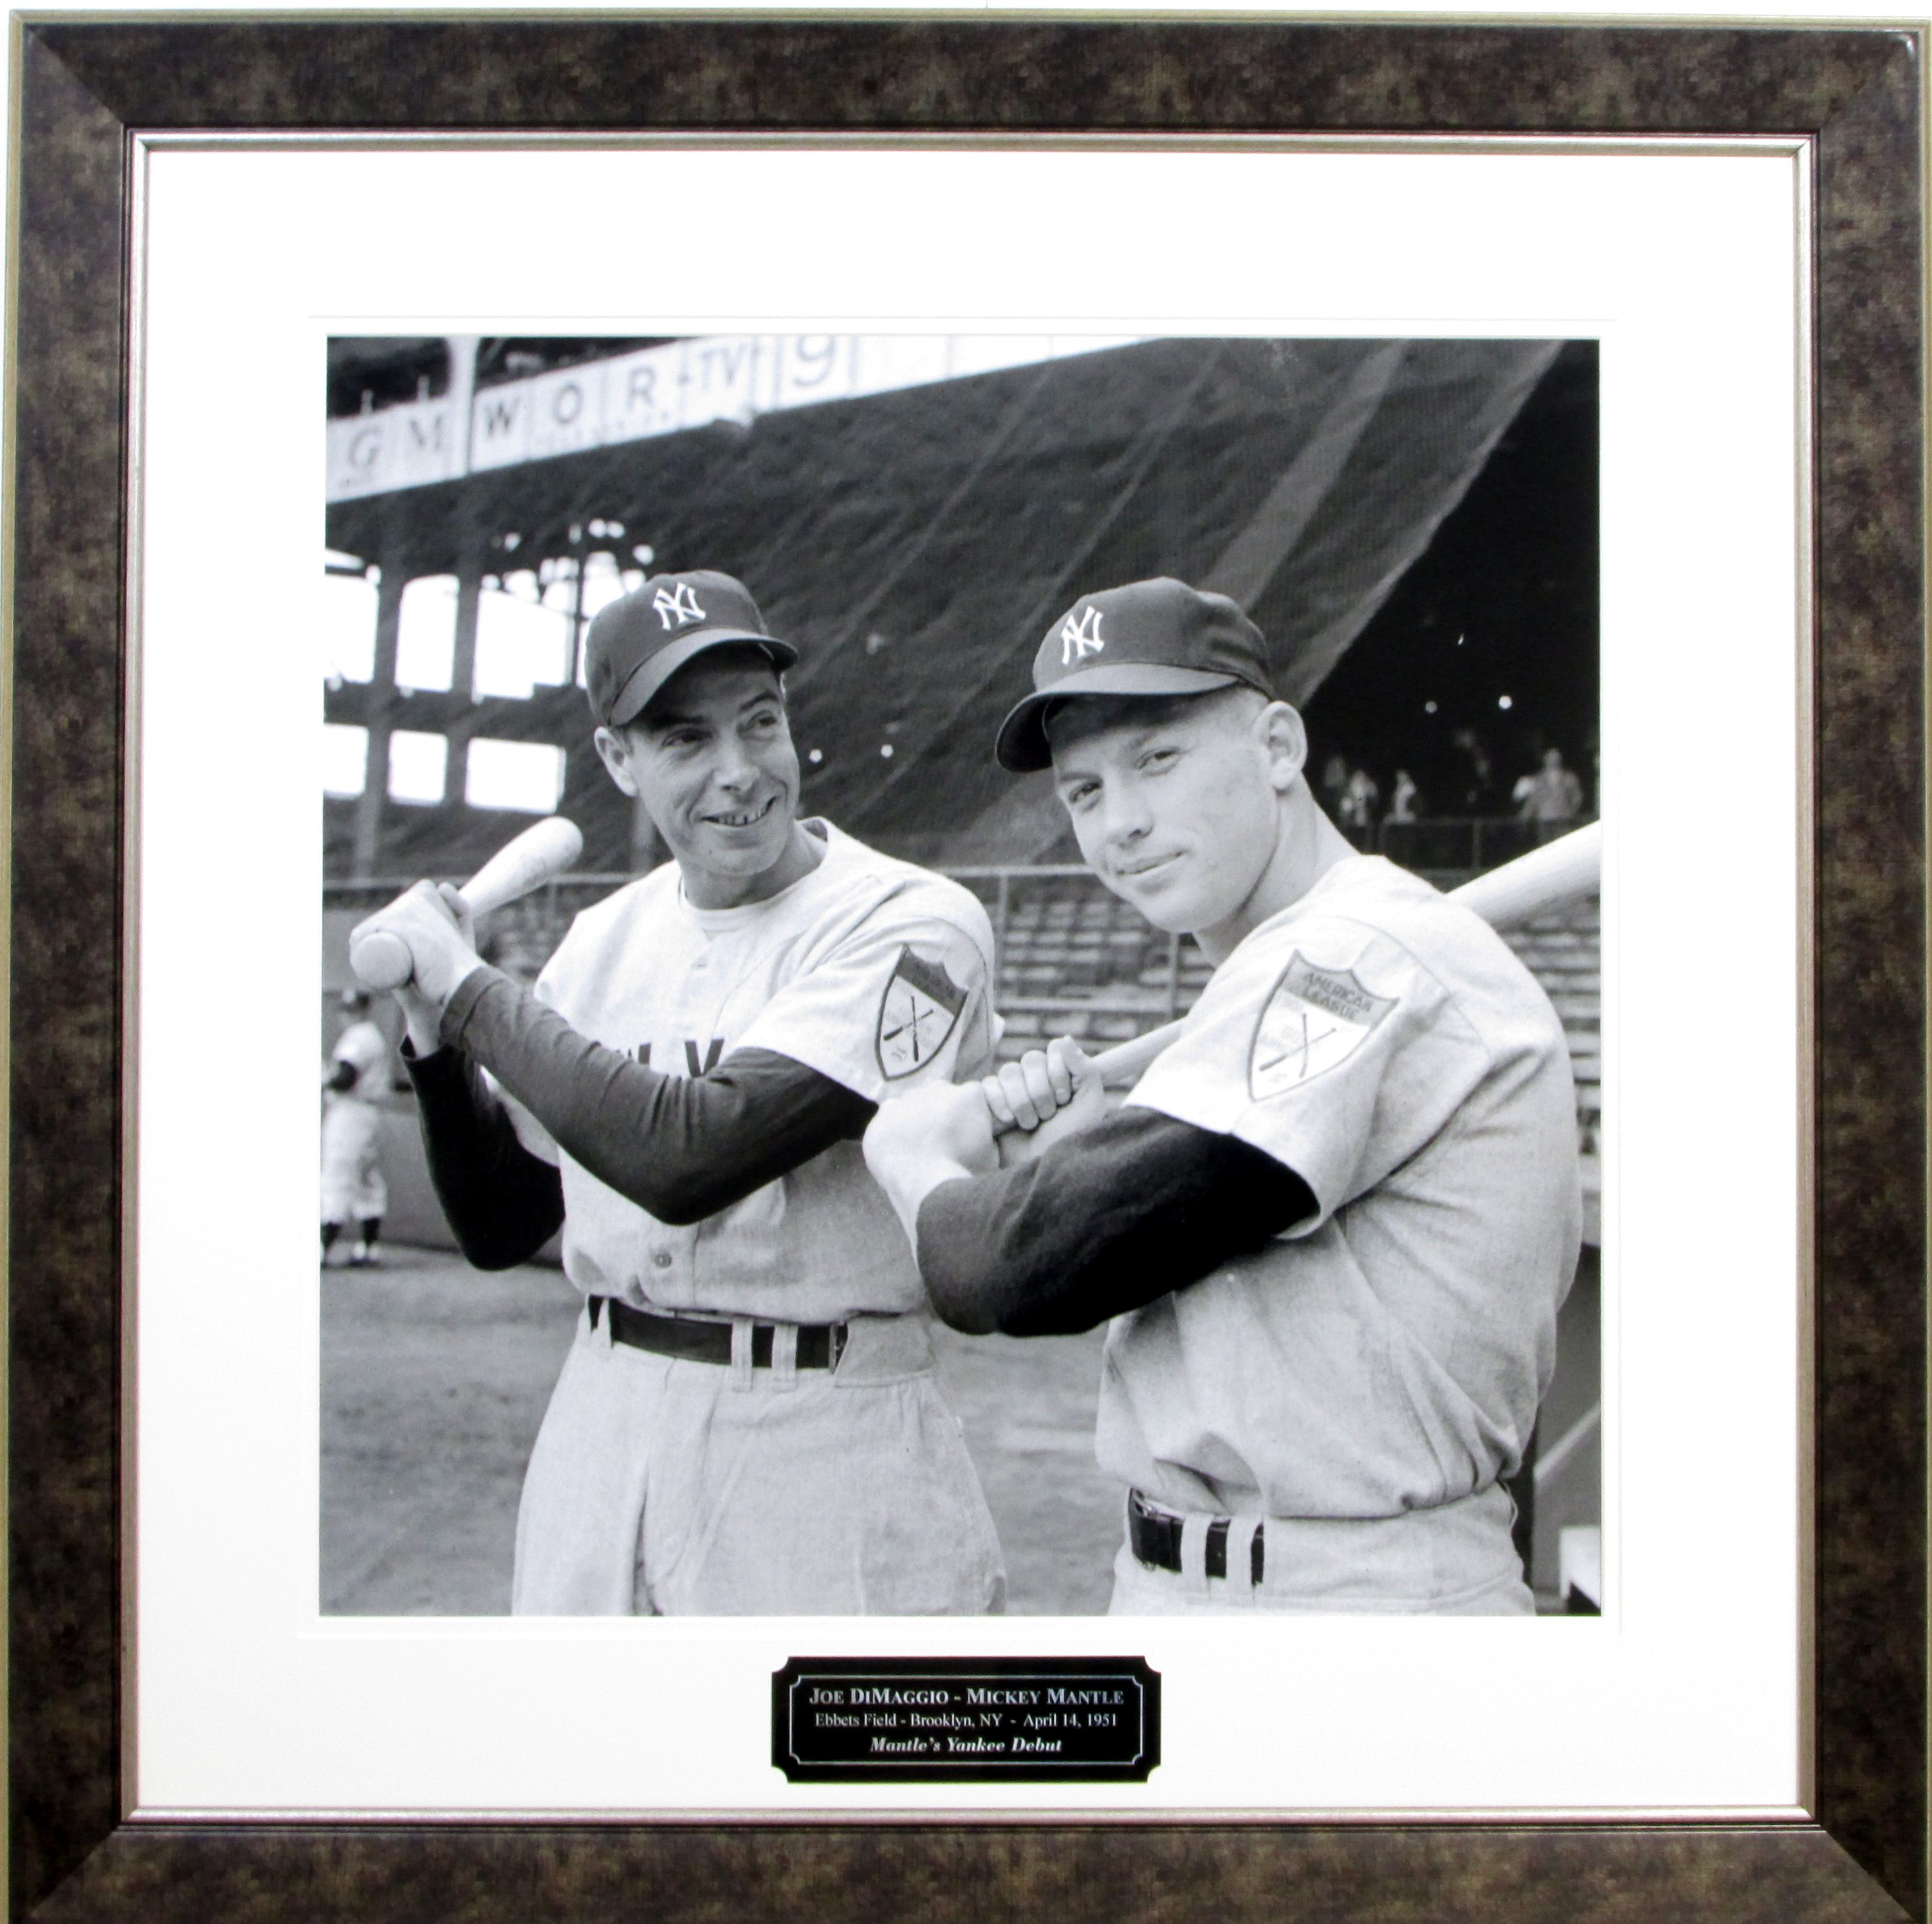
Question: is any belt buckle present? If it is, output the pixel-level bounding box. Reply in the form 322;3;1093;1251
1129;1489;1264;1589
1128;1488;1181;1573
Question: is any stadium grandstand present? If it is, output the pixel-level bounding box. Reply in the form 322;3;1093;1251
321;334;1601;1609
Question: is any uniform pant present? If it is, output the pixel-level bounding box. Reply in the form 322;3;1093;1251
512;1302;1007;1616
1107;1481;1536;1616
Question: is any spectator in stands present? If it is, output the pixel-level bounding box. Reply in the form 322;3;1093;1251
1388;770;1421;824
1318;753;1350;822
1513;748;1585;837
1338;766;1380;846
1450;728;1496;812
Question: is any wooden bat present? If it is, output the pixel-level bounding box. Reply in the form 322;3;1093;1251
348;816;585;992
1080;819;1603;1091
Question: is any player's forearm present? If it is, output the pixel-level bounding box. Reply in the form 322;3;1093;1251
915;1109;1314;1337
441;968;876;1226
405;1043;565;1270
866;1147;979;1253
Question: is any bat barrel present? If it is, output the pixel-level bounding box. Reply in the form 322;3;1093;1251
1451;820;1601;930
459;816;584;919
345;816;584;995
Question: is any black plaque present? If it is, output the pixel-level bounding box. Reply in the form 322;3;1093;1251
773;1657;1160;1784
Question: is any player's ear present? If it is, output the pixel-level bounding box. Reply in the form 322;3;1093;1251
593;723;642;799
1257;701;1308;793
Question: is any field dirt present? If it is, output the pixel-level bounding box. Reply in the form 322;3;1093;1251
321;1248;1119;1616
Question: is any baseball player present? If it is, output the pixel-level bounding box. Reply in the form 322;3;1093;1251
321;990;391;1267
863;577;1581;1614
352;569;1006;1616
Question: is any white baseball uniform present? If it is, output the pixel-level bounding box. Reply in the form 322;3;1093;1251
320;1019;389;1225
1108;855;1581;1613
501;819;1007;1616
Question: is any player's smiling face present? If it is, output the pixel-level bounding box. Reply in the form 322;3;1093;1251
1047;688;1300;944
595;648;814;908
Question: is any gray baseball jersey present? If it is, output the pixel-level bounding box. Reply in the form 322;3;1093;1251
1114;854;1582;1522
504;819;999;1325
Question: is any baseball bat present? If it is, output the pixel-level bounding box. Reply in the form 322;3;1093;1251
349;815;585;992
1078;819;1603;1091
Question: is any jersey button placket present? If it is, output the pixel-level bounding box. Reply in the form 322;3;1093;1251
641;1225;694;1305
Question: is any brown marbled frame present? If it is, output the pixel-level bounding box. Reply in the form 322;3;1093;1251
6;18;1922;1923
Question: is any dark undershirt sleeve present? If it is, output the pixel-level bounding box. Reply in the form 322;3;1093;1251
915;1106;1317;1338
437;967;879;1228
404;1042;566;1271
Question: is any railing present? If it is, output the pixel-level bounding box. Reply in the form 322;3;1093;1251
325;865;1188;1021
943;865;1191;1027
324;820;1595;1021
327;835;1602;1142
1372;814;1596;871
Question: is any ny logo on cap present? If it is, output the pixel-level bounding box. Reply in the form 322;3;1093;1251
1060;605;1105;666
654;582;707;631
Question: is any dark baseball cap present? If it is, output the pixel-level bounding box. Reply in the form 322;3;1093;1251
994;577;1277;772
585;569;798;728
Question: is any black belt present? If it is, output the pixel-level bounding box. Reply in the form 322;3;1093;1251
589;1295;846;1371
1129;1488;1265;1584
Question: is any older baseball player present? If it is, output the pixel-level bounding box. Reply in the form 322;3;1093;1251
863;577;1581;1615
353;569;1006;1616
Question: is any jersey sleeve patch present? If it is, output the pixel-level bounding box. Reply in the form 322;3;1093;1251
876;946;968;1080
1249;952;1397;1100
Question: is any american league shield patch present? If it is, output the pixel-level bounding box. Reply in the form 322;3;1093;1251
876;948;969;1080
1249;952;1397;1100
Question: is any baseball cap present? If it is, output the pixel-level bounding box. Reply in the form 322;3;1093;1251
993;577;1277;772
585;569;798;728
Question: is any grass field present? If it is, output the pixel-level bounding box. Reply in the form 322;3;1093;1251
320;1247;1120;1616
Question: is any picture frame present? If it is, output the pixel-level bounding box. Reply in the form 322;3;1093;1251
6;17;1922;1921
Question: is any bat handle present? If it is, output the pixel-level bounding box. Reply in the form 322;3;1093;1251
983;1024;1170;1138
349;926;416;992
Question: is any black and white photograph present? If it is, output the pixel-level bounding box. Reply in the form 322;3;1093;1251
319;331;1603;1620
14;19;1913;1905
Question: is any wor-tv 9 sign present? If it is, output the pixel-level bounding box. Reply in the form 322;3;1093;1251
325;334;1136;503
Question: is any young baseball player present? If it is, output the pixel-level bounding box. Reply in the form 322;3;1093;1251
863;577;1581;1615
352;570;1006;1616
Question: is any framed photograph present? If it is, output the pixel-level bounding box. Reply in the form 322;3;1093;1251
312;326;1602;1635
8;18;1923;1921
